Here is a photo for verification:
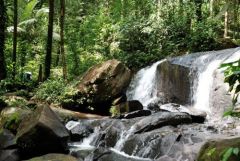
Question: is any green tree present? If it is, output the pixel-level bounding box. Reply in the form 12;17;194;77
44;0;54;80
0;0;7;80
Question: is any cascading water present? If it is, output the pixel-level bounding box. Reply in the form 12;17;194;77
192;49;240;115
126;47;240;115
67;48;240;161
126;60;165;107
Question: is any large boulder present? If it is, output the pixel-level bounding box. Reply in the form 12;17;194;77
197;137;240;161
62;59;131;115
25;153;78;161
157;60;192;105
0;107;32;134
16;105;70;159
160;103;207;123
0;129;19;161
132;112;192;134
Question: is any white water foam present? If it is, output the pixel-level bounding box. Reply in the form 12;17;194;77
114;125;136;150
193;49;240;114
126;60;165;107
68;127;99;151
193;60;222;113
110;148;151;161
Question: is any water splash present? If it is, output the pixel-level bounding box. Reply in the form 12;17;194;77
114;126;136;150
68;127;99;151
193;60;222;113
126;60;166;107
193;49;240;114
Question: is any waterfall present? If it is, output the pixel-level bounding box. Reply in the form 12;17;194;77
193;60;222;113
126;48;240;115
192;49;240;114
126;60;166;107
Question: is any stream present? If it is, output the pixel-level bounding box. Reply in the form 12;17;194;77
67;48;240;161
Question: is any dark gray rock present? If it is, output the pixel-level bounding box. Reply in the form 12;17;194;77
132;112;192;134
115;100;144;114
120;110;151;119
16;105;70;159
160;103;206;123
0;149;19;161
157;60;192;105
84;147;152;161
0;129;16;150
65;121;93;141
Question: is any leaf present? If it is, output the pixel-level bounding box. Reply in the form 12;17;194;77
21;0;39;21
223;108;233;117
233;148;239;156
222;148;233;161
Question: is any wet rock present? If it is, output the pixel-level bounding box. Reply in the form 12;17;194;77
0;129;19;161
0;129;16;149
132;112;192;134
147;103;160;112
62;59;131;115
65;121;94;141
160;103;206;123
122;128;179;159
120;110;152;119
84;147;151;161
16;105;70;159
0;149;19;161
210;70;232;118
157;60;192;105
156;155;177;161
25;153;78;161
114;100;143;114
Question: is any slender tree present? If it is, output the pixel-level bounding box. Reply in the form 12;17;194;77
0;0;7;80
224;9;228;38
60;0;67;79
44;0;54;80
12;0;18;79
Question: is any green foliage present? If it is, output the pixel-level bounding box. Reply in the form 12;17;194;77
35;78;66;103
221;147;240;161
3;112;20;131
109;106;120;117
35;78;79;104
221;60;240;105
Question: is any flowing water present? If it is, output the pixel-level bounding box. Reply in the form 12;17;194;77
68;48;240;161
126;60;165;107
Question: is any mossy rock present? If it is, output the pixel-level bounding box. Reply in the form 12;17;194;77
24;153;78;161
0;107;32;134
197;137;240;161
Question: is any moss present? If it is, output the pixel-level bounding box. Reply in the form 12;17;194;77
197;138;240;161
3;112;20;133
109;106;120;117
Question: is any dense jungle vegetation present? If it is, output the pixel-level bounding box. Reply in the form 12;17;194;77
0;0;239;103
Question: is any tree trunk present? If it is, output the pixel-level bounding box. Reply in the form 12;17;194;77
12;0;18;79
60;0;67;80
44;0;54;80
209;0;214;17
224;10;228;38
0;0;7;80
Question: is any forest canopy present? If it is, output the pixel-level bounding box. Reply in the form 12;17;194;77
0;0;239;82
